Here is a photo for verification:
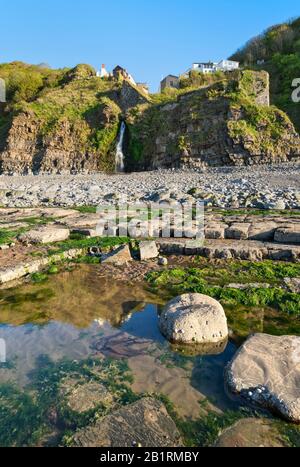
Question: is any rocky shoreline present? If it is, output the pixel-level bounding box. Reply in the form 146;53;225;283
0;163;299;209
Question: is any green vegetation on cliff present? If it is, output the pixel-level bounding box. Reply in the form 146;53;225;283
127;69;299;170
0;61;68;104
0;62;124;172
230;17;300;131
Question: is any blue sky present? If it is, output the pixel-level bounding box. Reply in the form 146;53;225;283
1;0;299;91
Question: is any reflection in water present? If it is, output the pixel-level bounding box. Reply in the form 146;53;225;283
0;265;237;418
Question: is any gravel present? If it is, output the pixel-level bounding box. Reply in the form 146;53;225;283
0;164;299;209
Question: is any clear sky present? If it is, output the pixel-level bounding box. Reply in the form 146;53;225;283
1;0;299;91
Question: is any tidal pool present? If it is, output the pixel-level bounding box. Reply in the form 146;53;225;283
0;264;298;446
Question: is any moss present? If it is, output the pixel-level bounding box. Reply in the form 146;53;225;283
0;354;139;446
31;355;137;433
146;261;300;319
47;235;130;256
0;384;45;447
213;208;300;217
278;421;300;447
74;206;97;214
157;394;250;447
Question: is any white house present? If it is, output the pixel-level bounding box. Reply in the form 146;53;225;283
216;60;239;71
190;59;239;74
192;62;217;74
97;64;109;78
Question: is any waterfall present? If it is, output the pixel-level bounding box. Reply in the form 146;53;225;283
115;121;126;172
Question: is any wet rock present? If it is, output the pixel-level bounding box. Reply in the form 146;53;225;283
71;397;183;447
0;248;84;284
59;377;113;414
18;225;70;244
159;293;228;345
139;241;159;261
101;244;132;265
214;418;288;448
225;333;300;423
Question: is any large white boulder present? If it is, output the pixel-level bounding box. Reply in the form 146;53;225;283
159;293;228;345
225;333;300;423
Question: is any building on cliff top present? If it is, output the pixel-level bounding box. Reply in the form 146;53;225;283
191;59;239;74
160;75;180;92
97;64;110;78
161;60;239;91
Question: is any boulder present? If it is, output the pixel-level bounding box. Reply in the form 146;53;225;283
158;256;168;266
159;293;228;345
214;418;287;448
139;241;159;261
225;333;300;423
101;244;132;265
18;225;70;244
71;397;183;447
205;223;227;240
274;225;300;244
225;223;251;240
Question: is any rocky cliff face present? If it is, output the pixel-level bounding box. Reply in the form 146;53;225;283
126;71;300;170
0;67;299;174
0;66;149;174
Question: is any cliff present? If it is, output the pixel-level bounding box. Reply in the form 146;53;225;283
126;70;300;170
230;16;300;132
0;63;300;174
0;63;149;174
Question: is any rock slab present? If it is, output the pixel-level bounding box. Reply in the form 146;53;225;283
159;293;228;345
18;225;70;244
101;244;132;265
71;397;183;447
225;333;300;423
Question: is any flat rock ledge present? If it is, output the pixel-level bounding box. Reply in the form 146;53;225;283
0;249;84;285
18;225;70;244
225;333;300;423
157;239;300;262
159;293;228;345
71;397;183;447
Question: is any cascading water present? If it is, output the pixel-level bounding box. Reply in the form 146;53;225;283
115;121;126;172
